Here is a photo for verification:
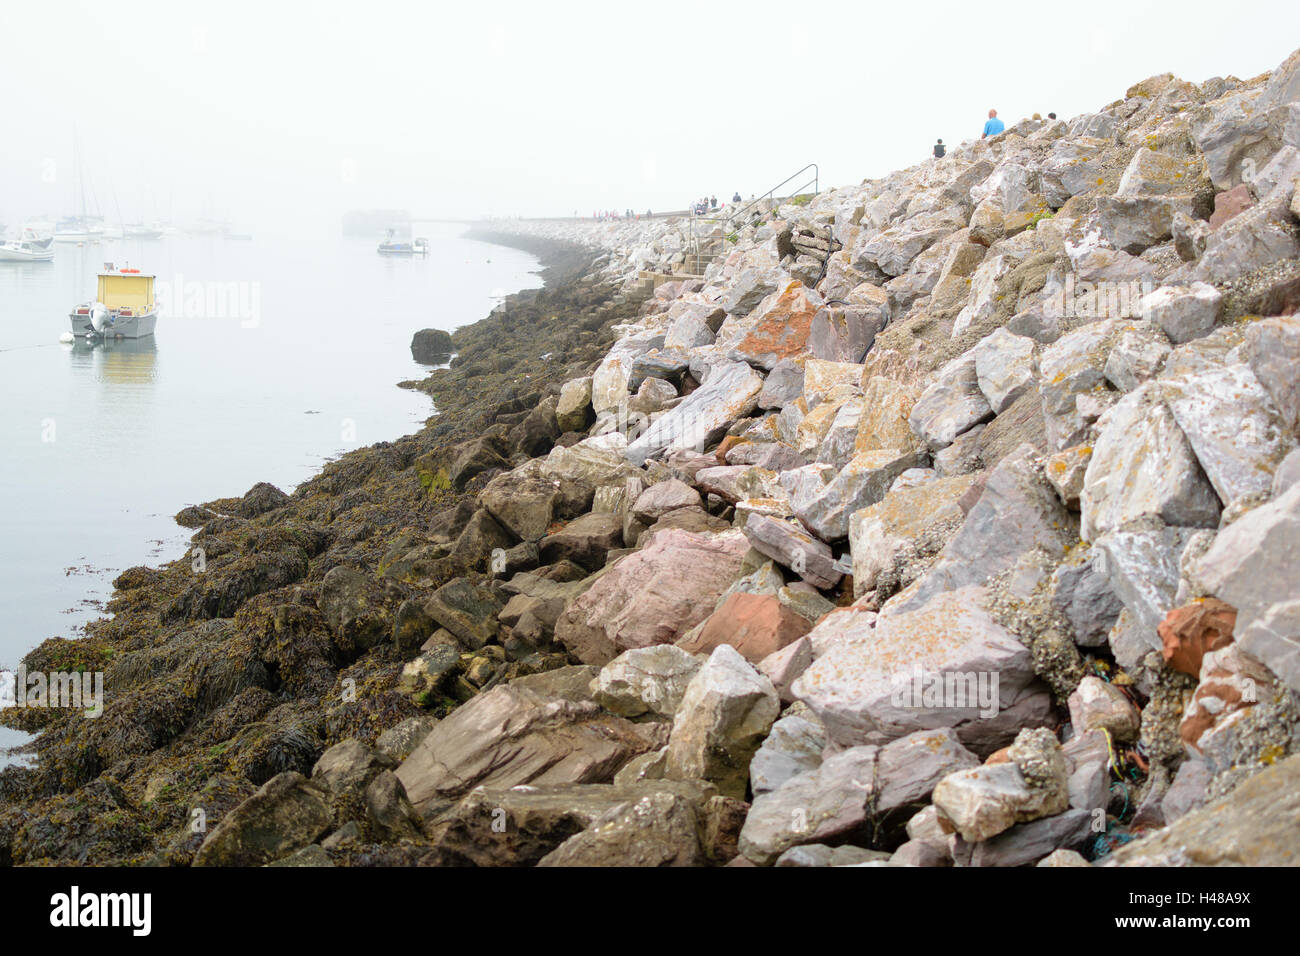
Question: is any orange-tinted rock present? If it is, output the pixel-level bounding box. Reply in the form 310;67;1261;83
679;592;812;663
728;281;820;370
1157;598;1236;676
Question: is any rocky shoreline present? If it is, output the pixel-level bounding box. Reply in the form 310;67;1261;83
3;48;1300;868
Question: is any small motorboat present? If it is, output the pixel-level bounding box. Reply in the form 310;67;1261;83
0;238;54;262
377;229;428;256
69;263;159;339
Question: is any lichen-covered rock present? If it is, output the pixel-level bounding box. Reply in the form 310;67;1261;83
1081;383;1221;542
593;645;701;718
665;644;780;799
792;586;1047;755
1106;753;1300;866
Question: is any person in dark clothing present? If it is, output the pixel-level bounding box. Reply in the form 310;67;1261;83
1048;112;1057;120
710;195;718;209
732;191;742;203
933;138;945;158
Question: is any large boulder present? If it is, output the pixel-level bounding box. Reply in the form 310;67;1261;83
1080;383;1221;542
625;361;764;466
554;529;749;665
727;281;821;370
423;577;503;650
479;469;560;542
793;448;929;543
1160;363;1295;506
593;645;702;718
849;472;977;597
395;684;659;817
537;790;707;867
901;445;1073;611
738;728;978;865
538;511;623;571
1193;481;1300;634
909;354;994;451
664;644;780;799
792;586;1048;755
931;728;1070;842
192;772;333;867
679;592;813;664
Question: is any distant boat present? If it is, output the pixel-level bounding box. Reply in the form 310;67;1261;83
124;223;164;240
377;228;428;256
69;263;159;339
0;238;54;262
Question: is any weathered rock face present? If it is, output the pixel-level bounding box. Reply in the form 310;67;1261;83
909;354;994;451
625;361;764;466
593;645;702;718
665;644;780;799
741;512;842;590
539;511;624;571
728;281;821;370
395;684;658;816
555;528;749;665
1081;384;1221;542
738;728;978;865
311;738;396;796
931;727;1070;843
749;707;825;796
193;772;334;867
679;592;812;664
849;472;975;596
1242;315;1300;434
792;587;1046;755
901;445;1073;610
423;577;503;650
537;789;707;867
1159;363;1295;505
556;376;593;433
426;780;715;867
479;470;560;542
794;448;929;543
1193;482;1300;632
1106;753;1300;866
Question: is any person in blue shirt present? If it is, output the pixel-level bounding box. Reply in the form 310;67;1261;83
982;109;1005;138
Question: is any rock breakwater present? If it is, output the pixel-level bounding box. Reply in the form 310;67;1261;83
4;49;1300;867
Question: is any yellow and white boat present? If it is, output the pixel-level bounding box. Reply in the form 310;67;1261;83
69;263;159;339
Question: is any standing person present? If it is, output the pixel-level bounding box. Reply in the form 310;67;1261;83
982;109;1005;138
933;138;945;158
710;195;717;210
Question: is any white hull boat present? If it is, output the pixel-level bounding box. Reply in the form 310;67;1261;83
0;239;54;262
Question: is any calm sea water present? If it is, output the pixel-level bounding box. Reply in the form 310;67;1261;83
0;225;539;758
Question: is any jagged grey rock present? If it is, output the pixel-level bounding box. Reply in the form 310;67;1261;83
594;645;703;718
664;644;780;799
1081;383;1221;542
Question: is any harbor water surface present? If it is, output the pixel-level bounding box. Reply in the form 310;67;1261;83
0;225;540;758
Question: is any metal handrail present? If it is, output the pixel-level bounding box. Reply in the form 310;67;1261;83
686;163;820;273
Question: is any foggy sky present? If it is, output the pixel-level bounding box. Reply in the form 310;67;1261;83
3;0;1298;235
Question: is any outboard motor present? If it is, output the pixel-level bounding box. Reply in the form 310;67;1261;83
89;301;110;336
